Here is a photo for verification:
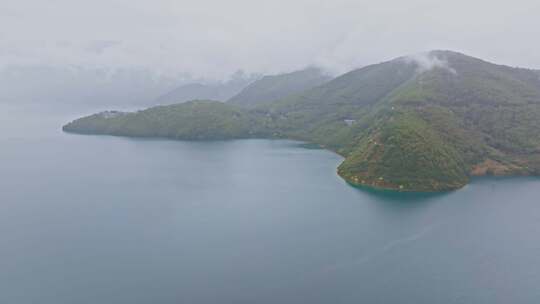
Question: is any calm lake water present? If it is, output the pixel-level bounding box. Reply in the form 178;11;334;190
1;103;540;304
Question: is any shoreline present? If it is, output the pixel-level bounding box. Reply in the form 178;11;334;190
63;128;538;194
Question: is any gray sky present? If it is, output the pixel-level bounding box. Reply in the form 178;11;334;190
2;0;539;79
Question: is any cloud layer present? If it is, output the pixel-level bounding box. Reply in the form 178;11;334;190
1;0;539;79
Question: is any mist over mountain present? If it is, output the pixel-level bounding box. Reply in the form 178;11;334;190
0;65;186;107
155;71;260;105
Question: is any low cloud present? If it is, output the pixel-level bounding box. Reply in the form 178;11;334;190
403;52;458;75
1;0;540;80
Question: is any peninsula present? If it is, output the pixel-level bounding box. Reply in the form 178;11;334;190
63;51;540;192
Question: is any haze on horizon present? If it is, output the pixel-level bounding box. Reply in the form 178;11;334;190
2;0;540;81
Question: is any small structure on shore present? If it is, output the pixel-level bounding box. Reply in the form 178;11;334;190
344;119;356;126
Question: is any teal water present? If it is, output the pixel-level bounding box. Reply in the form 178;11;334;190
1;104;540;304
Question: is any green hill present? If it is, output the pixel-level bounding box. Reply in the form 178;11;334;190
63;51;540;192
227;67;332;107
63;100;268;140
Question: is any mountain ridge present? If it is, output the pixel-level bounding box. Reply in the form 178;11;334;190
154;72;260;105
63;50;540;192
227;67;332;107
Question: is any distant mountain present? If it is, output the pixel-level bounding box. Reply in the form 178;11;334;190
155;72;259;105
64;51;540;192
0;65;181;107
227;67;332;107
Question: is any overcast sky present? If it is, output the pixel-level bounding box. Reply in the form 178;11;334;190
1;0;539;79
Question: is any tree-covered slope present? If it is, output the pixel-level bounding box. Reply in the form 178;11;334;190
63;100;267;140
337;111;469;192
332;51;540;190
63;51;540;192
227;67;332;107
255;58;421;150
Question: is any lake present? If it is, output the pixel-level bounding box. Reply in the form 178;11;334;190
1;103;540;304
